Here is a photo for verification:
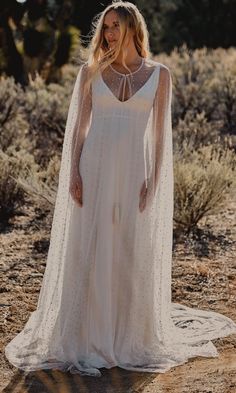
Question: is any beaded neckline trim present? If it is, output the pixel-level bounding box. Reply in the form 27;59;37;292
109;58;145;76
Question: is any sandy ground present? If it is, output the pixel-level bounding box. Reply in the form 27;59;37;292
1;193;236;392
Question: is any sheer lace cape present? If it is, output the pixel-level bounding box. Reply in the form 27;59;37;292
4;57;236;376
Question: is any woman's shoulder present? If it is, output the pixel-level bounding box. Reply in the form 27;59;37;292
150;60;172;88
79;61;89;72
146;60;172;95
148;59;171;75
77;61;91;82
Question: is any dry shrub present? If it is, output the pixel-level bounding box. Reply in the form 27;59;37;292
0;153;61;225
16;155;60;210
0;149;39;223
173;110;221;152
210;66;236;134
156;45;236;142
0;76;29;152
23;74;70;166
174;144;235;232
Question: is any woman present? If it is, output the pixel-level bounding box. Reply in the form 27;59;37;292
5;0;236;377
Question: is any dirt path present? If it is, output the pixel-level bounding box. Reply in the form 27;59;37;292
1;195;236;392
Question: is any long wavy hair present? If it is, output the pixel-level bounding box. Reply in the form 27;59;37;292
81;0;151;96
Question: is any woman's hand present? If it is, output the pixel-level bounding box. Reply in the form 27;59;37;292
139;178;155;212
69;167;83;207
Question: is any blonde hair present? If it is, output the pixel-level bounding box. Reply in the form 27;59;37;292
81;0;151;96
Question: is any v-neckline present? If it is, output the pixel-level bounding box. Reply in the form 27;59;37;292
99;64;159;104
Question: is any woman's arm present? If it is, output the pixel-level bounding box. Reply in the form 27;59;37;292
152;64;172;191
139;65;172;212
71;63;92;173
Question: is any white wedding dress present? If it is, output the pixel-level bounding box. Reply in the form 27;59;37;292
5;57;236;377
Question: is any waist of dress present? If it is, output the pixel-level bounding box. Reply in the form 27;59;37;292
92;113;150;121
93;114;133;119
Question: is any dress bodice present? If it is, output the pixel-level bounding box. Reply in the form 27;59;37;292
91;60;161;123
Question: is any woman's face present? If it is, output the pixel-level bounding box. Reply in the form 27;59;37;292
103;10;133;49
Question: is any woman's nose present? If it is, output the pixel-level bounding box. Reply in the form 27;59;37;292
107;26;115;35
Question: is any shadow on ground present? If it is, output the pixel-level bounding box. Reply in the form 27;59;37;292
2;366;156;393
2;349;236;393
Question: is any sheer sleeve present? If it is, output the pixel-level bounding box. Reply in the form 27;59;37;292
70;63;92;176
151;65;172;192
